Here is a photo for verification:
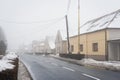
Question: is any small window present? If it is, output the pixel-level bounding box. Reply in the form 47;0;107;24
71;45;74;52
80;44;83;52
92;43;98;51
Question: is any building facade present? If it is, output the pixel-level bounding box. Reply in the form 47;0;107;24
62;40;67;54
32;37;55;54
70;9;120;61
70;28;120;61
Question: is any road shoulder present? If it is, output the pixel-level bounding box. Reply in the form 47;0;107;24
18;61;32;80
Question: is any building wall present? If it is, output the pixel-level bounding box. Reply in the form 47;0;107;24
69;30;106;60
62;41;67;53
86;30;106;56
55;42;62;54
69;36;78;54
107;29;120;40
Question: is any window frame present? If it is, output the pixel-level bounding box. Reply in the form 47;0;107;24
92;43;98;52
71;45;74;52
80;44;83;52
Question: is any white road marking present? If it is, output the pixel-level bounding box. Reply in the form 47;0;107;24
45;61;51;63
62;67;75;72
51;63;58;66
82;73;100;80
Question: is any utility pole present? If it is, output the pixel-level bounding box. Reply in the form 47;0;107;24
65;15;70;54
78;0;80;54
105;28;108;61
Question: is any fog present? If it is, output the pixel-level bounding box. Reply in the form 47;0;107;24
0;0;120;51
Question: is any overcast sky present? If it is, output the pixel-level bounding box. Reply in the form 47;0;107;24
0;0;120;51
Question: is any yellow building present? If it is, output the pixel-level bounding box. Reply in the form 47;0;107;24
70;9;120;61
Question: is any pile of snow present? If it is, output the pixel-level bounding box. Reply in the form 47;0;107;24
0;52;18;72
81;58;120;71
50;54;59;57
0;60;14;72
3;52;18;60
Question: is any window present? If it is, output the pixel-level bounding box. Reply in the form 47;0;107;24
80;44;83;52
71;45;74;52
92;43;98;51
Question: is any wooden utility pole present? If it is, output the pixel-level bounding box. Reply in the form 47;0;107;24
105;28;108;61
65;15;70;54
78;0;80;54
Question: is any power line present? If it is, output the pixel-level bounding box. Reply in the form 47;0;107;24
66;0;71;15
0;16;64;24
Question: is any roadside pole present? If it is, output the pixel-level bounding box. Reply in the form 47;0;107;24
65;15;70;54
78;0;80;54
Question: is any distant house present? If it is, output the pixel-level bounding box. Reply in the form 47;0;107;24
32;40;42;54
70;9;120;61
62;40;67;54
18;44;32;54
55;30;68;54
39;42;45;53
55;30;63;54
32;37;55;54
44;37;52;54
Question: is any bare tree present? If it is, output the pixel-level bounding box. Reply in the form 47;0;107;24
0;27;7;55
0;40;7;55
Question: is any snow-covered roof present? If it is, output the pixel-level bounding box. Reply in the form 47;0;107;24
55;30;62;43
49;41;55;49
81;9;120;34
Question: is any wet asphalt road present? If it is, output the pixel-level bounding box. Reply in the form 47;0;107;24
19;54;120;80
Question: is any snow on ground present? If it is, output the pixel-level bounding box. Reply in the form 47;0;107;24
0;52;18;72
0;59;14;72
81;58;120;71
51;54;120;71
3;52;18;60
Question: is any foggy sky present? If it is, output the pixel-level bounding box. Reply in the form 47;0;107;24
0;0;120;51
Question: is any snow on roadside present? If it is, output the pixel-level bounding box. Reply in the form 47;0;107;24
2;52;18;60
80;58;120;71
0;60;14;72
0;52;18;72
51;54;120;71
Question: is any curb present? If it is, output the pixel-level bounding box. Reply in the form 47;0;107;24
19;59;33;80
51;55;84;66
51;55;116;71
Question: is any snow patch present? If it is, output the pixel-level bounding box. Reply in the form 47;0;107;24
81;58;120;71
3;52;18;60
0;52;18;72
0;60;14;72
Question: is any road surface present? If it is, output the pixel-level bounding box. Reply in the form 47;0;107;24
19;54;120;80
